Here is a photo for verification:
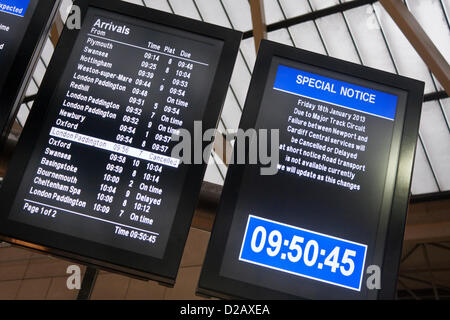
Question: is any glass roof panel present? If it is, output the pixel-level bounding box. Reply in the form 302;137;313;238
267;28;294;46
315;13;360;64
309;0;340;11
167;0;201;20
441;97;450;128
122;0;142;6
240;38;257;71
221;88;243;130
263;0;285;25
406;0;450;64
16;104;30;128
229;53;252;107
40;38;54;67
142;0;171;13
221;0;252;31
432;73;445;92
411;139;440;195
288;22;327;55
344;5;397;73
218;120;226;134
59;0;73;22
373;2;437;93
32;60;46;87
443;0;450;21
419;100;450;191
195;0;233;28
204;153;225;184
278;0;312;18
25;79;38;97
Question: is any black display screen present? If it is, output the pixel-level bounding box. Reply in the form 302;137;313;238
0;0;241;282
219;58;405;299
0;0;37;89
8;7;222;257
199;41;424;299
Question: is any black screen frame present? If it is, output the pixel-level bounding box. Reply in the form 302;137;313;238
0;0;61;149
197;40;424;300
0;0;242;285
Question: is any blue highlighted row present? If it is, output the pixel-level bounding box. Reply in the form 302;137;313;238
273;64;398;120
0;0;30;17
239;215;368;291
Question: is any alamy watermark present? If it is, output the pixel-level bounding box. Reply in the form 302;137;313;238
66;5;81;30
66;265;81;290
171;122;280;176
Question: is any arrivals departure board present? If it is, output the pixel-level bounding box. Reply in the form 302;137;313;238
0;0;60;146
198;40;424;299
0;0;241;283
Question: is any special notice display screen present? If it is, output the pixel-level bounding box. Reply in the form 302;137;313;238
0;0;38;89
218;56;405;299
7;7;223;259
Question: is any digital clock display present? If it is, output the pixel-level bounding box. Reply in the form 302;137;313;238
240;215;367;291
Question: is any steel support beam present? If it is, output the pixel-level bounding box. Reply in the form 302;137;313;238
423;91;448;102
380;0;450;95
248;0;267;52
76;266;99;300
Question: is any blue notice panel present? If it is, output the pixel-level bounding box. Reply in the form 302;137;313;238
240;215;368;291
0;0;30;17
273;65;398;120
